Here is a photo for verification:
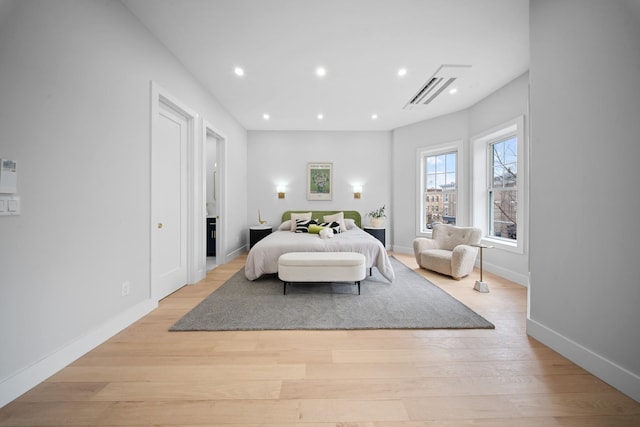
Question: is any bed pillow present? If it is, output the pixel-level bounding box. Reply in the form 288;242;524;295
345;218;358;230
323;212;347;232
278;220;292;231
290;212;312;231
319;221;342;234
295;218;317;233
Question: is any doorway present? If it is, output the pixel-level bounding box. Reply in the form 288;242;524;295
203;121;227;270
205;131;218;271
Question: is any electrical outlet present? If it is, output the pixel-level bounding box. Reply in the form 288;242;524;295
121;281;131;296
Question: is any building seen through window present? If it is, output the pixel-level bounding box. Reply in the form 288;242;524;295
424;151;457;229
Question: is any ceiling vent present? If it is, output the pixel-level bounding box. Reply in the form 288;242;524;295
404;64;471;109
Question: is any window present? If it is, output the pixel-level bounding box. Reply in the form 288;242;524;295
489;136;517;240
472;116;525;254
419;149;457;231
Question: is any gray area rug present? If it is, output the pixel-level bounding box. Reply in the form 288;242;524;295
170;257;494;331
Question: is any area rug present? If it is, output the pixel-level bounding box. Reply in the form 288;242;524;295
170;257;494;331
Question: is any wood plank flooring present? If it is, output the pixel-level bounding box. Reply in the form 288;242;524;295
1;252;639;426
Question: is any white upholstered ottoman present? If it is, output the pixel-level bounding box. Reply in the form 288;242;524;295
278;252;366;295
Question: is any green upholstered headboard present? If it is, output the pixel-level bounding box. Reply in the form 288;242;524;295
281;210;362;228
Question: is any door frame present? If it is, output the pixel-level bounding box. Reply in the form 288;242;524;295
202;119;227;267
150;81;199;300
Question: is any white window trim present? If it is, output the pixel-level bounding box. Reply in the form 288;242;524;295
471;116;526;254
416;140;464;237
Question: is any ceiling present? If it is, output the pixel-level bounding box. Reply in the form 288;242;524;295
123;0;529;131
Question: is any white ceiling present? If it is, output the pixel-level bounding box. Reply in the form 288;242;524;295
123;0;529;131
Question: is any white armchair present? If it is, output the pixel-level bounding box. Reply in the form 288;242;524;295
413;224;482;280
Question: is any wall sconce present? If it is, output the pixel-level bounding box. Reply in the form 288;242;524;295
277;185;286;199
353;185;362;199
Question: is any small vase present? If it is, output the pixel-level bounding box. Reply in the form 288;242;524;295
370;217;383;228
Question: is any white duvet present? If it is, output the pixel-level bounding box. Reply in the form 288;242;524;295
245;227;395;282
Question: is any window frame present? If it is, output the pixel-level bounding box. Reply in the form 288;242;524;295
488;135;518;240
471;116;526;254
416;140;464;237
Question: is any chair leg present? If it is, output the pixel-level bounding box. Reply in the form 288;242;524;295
283;282;287;295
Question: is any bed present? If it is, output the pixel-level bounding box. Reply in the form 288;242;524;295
244;210;395;282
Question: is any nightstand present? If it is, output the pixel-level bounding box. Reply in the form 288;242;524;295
364;226;386;247
250;225;272;248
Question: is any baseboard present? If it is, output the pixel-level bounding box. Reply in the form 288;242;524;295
481;260;529;286
527;318;640;403
228;245;246;260
0;298;157;408
391;244;413;255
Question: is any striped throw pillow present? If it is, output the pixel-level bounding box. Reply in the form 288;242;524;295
318;221;342;234
295;218;317;233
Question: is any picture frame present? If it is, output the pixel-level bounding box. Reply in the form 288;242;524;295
307;162;332;201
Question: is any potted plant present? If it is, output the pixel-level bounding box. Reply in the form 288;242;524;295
366;204;386;228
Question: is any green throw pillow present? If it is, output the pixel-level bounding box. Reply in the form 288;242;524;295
308;224;326;234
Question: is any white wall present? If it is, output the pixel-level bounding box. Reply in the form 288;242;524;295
205;135;217;214
529;0;640;401
468;72;530;285
391;111;469;250
0;0;247;406
391;73;530;285
247;131;391;241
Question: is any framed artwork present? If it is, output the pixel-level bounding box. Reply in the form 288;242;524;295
307;162;332;201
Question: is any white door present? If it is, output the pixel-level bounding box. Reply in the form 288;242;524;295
151;101;188;300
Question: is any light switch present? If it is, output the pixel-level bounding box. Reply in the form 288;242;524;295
0;195;20;216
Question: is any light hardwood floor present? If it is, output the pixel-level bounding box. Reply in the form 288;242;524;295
2;252;639;426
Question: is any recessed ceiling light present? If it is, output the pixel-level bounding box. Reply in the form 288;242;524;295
449;88;458;94
234;67;245;77
317;113;324;120
371;114;378;120
315;67;326;78
397;68;407;77
263;113;270;120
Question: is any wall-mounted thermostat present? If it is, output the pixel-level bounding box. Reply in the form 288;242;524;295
0;159;18;194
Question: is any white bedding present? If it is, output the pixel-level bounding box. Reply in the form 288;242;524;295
245;226;395;282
